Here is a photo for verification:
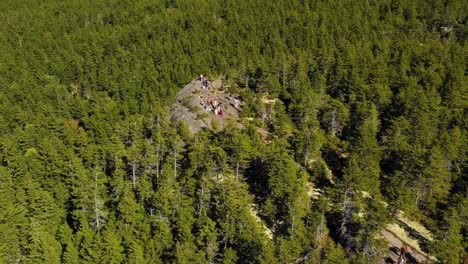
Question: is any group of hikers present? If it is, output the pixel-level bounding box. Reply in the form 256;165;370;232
198;75;224;116
197;74;244;117
200;95;224;116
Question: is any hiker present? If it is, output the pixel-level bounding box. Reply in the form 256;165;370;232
219;108;223;116
234;98;240;109
397;244;408;264
199;74;209;89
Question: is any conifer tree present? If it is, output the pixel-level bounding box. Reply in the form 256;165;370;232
430;206;465;264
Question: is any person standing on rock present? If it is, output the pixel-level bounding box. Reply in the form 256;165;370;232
199;74;209;89
397;244;408;264
234;98;240;109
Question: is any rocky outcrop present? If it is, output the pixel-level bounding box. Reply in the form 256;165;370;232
170;79;242;134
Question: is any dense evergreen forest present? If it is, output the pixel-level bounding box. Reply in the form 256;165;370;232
0;0;467;263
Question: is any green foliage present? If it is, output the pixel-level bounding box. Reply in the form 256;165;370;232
430;206;466;264
0;0;466;262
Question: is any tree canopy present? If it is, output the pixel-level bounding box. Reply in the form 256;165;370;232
0;0;466;263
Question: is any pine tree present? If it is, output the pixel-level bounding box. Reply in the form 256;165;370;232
76;223;98;263
430;207;465;264
127;241;147;264
96;222;125;264
58;224;79;264
0;166;26;263
345;101;381;196
219;124;259;181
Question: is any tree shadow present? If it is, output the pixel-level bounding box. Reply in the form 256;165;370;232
397;220;430;253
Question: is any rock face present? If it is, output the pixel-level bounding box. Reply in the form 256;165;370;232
170;79;242;134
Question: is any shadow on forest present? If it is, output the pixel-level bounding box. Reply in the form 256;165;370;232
244;159;269;202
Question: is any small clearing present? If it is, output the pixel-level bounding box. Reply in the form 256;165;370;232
171;79;272;142
171;79;244;134
382;227;434;263
380;212;436;263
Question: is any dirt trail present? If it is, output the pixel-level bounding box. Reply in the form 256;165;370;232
381;228;431;263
